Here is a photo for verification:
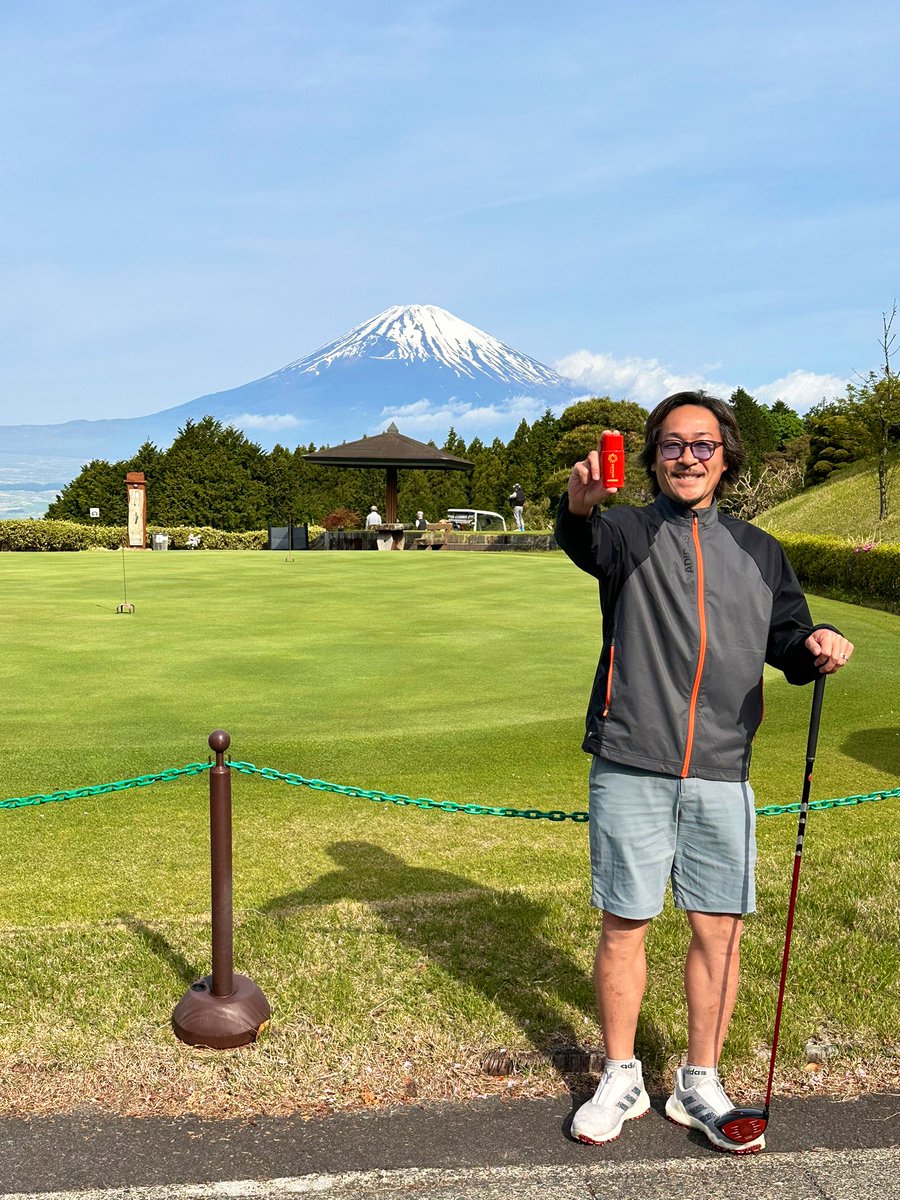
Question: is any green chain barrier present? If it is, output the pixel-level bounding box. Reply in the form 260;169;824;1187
226;761;900;823
3;758;898;822
0;763;210;810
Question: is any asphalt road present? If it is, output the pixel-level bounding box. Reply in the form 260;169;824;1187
1;1091;898;1199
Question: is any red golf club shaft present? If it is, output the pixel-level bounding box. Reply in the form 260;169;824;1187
764;672;827;1108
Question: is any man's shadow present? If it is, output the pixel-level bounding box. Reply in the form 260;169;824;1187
262;840;670;1092
263;840;590;1054
842;727;900;778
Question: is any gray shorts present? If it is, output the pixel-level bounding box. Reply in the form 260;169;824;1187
588;756;757;919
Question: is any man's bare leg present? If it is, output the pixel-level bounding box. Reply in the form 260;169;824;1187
684;910;743;1065
594;911;651;1058
666;912;765;1153
571;911;653;1144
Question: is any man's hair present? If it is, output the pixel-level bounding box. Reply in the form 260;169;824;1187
639;391;746;499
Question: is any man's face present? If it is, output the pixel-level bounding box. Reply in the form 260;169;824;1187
651;404;727;509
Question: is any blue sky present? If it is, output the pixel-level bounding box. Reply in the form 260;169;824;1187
1;0;898;431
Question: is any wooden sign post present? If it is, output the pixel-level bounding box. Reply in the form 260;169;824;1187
125;472;147;548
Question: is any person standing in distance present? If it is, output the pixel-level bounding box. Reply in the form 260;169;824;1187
555;392;853;1154
509;483;526;532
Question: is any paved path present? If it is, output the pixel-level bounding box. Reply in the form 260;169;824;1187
2;1092;897;1199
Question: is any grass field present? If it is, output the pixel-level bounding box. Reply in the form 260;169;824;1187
1;548;898;1118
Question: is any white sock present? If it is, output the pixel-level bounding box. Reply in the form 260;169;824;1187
682;1062;717;1084
606;1056;641;1078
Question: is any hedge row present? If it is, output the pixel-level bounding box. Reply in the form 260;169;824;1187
775;532;900;611
0;520;268;551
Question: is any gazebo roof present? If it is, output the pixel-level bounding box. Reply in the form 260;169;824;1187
302;422;472;471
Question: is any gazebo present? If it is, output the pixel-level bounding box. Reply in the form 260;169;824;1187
302;422;473;524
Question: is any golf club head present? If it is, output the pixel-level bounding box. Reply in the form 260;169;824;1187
715;1106;769;1144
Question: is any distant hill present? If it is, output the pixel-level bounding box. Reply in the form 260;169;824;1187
0;304;581;516
755;459;900;544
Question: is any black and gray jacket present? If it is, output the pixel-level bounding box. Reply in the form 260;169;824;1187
555;492;837;782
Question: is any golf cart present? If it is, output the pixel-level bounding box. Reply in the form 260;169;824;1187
446;508;507;532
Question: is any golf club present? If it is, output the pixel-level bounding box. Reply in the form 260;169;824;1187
714;671;827;1145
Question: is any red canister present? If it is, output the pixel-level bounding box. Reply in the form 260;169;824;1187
601;431;625;489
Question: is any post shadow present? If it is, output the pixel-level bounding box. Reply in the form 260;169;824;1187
117;914;205;988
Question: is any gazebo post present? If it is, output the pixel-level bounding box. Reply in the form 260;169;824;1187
386;466;398;524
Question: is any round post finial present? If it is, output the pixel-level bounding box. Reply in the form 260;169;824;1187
209;730;231;753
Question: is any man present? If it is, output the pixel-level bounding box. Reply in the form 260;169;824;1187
415;511;428;530
555;392;853;1154
509;483;526;532
365;505;382;528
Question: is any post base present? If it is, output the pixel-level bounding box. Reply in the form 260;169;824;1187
172;973;271;1049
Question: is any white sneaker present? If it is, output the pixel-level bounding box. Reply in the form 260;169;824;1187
665;1066;766;1154
570;1060;651;1145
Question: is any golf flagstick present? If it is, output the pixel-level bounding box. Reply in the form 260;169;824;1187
715;671;827;1145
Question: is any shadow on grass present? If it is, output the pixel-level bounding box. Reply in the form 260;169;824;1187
262;840;672;1092
264;841;591;1049
841;727;900;778
118;914;204;987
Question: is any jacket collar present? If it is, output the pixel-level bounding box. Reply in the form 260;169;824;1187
653;492;720;527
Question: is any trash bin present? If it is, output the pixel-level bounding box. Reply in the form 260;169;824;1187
152;534;169;551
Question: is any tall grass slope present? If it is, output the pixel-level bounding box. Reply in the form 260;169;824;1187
754;459;900;611
755;458;900;543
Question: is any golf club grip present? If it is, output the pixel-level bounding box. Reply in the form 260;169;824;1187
805;673;826;762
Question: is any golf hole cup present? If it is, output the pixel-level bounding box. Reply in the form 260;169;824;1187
601;431;625;489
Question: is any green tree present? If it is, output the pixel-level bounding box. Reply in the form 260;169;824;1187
505;419;536;501
767;400;805;449
730;388;776;478
528;408;561;497
845;304;900;520
45;458;128;523
397;469;437;522
803;401;870;486
153;418;269;530
554;397;648;468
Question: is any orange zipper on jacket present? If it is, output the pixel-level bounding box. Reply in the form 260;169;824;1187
602;643;615;717
680;512;707;777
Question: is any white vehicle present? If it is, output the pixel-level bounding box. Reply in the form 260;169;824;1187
446;508;507;532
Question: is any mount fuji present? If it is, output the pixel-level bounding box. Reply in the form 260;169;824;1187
0;304;581;516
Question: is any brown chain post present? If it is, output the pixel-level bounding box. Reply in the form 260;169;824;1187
172;730;271;1048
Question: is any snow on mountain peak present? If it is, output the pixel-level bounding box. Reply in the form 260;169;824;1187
274;304;568;389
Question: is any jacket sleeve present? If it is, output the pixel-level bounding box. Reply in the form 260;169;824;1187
555;492;603;578
766;544;841;684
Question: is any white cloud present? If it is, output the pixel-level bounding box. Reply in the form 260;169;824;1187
753;370;848;413
227;412;304;432
555;350;729;406
375;393;547;437
555;351;850;415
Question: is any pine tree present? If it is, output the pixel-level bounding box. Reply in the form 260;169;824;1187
45;458;129;523
554;397;648;468
730;389;777;478
153;418;268;530
767;400;804;449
